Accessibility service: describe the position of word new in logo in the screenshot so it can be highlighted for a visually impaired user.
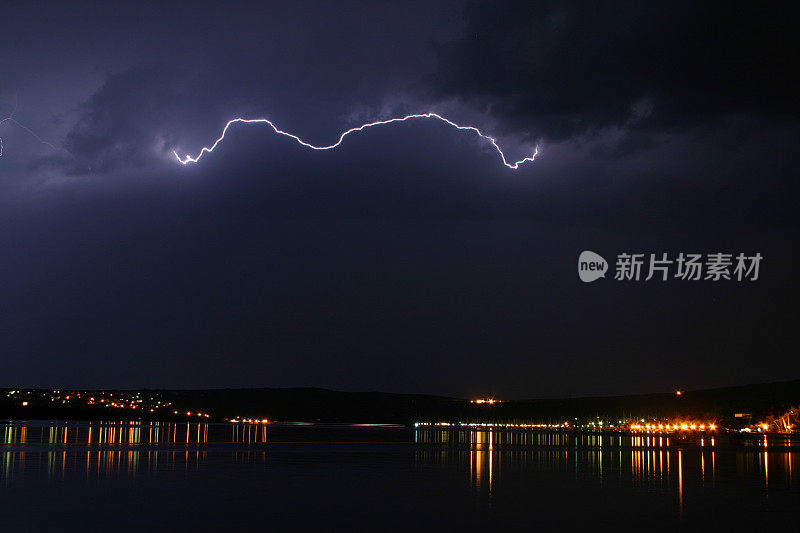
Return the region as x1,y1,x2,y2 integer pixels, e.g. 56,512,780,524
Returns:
578,251,608,283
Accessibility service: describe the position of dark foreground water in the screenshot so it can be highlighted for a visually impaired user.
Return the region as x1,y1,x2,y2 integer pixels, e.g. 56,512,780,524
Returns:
1,422,798,531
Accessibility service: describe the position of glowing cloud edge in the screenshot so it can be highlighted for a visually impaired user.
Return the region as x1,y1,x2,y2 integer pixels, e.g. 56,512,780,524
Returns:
172,113,538,169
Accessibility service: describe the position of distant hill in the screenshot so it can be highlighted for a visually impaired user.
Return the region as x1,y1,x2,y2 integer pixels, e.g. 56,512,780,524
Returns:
2,379,798,425
486,379,800,424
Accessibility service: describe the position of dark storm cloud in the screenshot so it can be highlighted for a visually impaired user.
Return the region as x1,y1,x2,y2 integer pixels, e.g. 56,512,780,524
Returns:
3,138,795,397
1,1,797,398
434,0,798,140
62,66,183,174
6,1,464,180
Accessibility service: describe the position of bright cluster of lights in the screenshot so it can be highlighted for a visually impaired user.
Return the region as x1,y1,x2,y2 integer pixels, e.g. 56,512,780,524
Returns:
414,420,721,432
226,418,270,424
740,423,784,433
471,398,500,404
8,389,179,413
173,410,211,418
172,113,539,169
416,422,569,429
629,423,716,432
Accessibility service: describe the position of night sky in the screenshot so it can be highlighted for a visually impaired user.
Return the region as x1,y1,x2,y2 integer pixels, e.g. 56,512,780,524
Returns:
0,1,796,398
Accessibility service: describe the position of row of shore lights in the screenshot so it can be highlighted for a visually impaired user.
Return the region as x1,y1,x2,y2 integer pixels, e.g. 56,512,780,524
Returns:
630,423,716,431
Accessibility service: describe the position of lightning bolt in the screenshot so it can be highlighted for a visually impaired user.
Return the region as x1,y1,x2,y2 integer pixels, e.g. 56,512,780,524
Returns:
173,113,538,169
0,96,59,158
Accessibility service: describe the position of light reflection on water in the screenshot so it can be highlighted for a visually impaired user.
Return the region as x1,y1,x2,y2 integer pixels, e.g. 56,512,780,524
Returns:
412,428,797,496
1,422,798,529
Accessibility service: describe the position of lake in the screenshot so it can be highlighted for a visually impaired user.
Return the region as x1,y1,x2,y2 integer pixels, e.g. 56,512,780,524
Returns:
1,421,798,531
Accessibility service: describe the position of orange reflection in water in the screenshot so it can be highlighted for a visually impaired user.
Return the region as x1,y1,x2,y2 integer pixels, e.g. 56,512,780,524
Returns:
412,428,800,510
468,430,496,491
678,450,683,515
0,421,219,448
2,421,799,510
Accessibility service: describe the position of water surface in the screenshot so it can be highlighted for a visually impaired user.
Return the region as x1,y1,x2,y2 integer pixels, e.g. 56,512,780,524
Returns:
1,421,797,531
